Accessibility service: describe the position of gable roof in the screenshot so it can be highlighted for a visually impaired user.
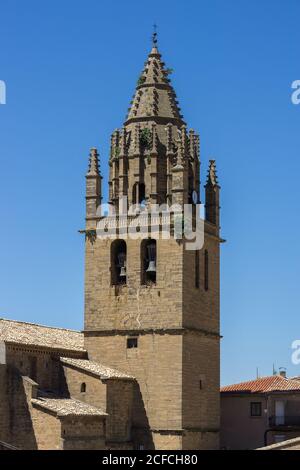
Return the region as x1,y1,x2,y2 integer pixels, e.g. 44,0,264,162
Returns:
60,357,134,380
0,318,85,353
221,375,300,394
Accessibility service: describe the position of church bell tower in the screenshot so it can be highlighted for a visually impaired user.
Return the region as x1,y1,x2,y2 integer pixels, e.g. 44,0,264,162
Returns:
83,32,221,450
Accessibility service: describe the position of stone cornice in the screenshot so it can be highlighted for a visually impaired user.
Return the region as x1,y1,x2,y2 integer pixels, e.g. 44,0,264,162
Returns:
83,327,220,339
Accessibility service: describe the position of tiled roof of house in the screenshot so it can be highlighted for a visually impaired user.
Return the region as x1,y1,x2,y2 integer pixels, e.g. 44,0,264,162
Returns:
0,318,85,353
60,357,134,380
257,436,300,450
221,375,300,394
31,397,106,417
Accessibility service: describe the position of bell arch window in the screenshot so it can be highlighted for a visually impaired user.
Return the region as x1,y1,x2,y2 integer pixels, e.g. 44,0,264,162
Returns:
141,239,157,285
111,239,127,285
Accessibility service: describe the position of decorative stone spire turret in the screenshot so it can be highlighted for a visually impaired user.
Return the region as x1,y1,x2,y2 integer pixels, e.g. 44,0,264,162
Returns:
206,160,219,187
86,147,100,176
107,35,201,207
205,160,220,228
125,39,185,126
86,148,102,222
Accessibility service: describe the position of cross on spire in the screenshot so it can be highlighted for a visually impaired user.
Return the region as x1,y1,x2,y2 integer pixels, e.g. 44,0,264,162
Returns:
152,23,158,48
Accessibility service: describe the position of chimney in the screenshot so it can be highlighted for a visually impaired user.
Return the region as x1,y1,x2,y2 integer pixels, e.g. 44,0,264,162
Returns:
279,368,287,378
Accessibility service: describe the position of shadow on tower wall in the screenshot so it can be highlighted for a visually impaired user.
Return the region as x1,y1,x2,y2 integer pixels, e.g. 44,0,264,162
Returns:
131,381,154,450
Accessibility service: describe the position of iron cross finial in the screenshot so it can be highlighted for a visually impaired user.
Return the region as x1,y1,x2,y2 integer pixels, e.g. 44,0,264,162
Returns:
152,23,158,47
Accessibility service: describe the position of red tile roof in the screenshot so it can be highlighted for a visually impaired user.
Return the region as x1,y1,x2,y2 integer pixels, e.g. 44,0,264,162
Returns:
221,375,300,394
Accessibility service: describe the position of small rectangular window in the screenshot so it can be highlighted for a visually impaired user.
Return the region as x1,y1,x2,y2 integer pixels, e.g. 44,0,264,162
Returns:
127,337,138,349
250,402,262,417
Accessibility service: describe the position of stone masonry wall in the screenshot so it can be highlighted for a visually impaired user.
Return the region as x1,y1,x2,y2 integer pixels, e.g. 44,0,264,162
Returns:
106,379,133,442
0,365,8,443
61,364,107,409
85,333,183,449
61,416,106,450
84,237,184,331
5,345,85,392
182,228,220,333
61,364,134,443
84,223,220,449
30,406,61,450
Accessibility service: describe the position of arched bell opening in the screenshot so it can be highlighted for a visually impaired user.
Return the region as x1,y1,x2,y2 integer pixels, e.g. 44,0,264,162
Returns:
111,239,127,286
141,239,157,285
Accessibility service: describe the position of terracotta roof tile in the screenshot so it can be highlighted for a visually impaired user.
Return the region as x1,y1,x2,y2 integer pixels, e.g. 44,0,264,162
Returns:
221,375,300,394
0,318,85,353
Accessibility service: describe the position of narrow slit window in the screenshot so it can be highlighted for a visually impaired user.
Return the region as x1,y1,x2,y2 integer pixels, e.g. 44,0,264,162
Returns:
204,250,209,291
81,382,86,393
195,250,200,288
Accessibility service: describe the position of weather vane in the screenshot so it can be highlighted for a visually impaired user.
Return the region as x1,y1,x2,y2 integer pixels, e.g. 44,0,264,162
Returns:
152,23,158,47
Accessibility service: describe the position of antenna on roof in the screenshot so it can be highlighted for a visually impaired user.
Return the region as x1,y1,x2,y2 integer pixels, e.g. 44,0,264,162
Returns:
256,367,259,379
273,364,277,376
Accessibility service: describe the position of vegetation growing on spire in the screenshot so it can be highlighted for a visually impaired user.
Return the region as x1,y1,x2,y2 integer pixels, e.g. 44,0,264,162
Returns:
114,147,120,158
140,128,152,149
137,75,146,86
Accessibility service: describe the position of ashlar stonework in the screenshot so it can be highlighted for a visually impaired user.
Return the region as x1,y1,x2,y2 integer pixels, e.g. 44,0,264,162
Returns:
0,36,222,450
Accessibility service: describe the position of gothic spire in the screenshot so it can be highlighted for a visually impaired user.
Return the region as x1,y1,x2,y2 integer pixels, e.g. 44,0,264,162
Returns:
205,160,220,228
125,37,185,126
86,147,100,176
85,147,102,222
205,160,219,188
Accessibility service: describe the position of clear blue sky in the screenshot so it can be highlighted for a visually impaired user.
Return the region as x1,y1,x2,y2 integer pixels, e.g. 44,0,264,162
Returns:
1,0,300,386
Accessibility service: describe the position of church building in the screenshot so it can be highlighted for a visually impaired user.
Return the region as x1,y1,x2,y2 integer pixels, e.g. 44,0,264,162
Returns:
0,35,222,450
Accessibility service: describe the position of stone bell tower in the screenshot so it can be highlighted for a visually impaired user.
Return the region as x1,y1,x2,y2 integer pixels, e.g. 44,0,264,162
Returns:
83,32,221,450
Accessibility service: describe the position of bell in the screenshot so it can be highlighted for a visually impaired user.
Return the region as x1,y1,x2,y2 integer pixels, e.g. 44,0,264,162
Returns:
146,260,156,273
118,252,126,266
117,251,126,280
120,266,127,278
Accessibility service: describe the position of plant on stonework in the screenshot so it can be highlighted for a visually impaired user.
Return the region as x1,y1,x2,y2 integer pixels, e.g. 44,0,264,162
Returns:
140,128,152,149
85,229,97,244
137,75,146,86
114,147,120,158
165,68,173,75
